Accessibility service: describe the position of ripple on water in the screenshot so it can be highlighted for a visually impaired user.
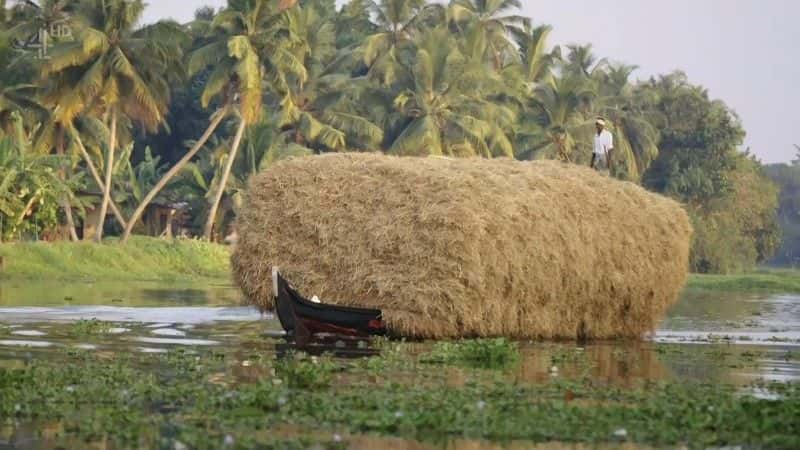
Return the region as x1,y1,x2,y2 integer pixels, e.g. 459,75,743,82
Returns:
133,337,219,346
74,344,98,350
653,331,800,346
0,340,54,348
151,328,186,337
0,307,264,324
138,347,168,354
11,330,47,337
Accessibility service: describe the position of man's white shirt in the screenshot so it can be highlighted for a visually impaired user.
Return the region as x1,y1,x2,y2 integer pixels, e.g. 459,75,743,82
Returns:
593,129,613,155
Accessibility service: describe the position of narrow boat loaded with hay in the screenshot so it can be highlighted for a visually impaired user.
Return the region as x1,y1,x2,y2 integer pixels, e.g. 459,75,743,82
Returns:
232,153,692,340
272,267,386,341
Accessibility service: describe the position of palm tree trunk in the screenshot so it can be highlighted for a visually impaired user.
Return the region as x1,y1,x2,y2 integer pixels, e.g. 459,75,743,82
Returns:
63,202,78,241
491,44,502,71
74,134,128,228
56,130,79,241
203,117,246,241
16,195,40,226
95,109,117,243
121,107,229,244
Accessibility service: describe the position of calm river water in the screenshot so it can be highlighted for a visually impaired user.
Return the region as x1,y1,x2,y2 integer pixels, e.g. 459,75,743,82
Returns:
1,281,797,386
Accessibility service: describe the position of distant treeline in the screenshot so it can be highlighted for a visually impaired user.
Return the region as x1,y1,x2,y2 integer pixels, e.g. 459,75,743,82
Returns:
0,0,789,273
765,149,800,267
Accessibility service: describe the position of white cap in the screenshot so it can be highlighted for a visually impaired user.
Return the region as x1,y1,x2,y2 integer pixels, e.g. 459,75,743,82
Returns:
595,118,606,126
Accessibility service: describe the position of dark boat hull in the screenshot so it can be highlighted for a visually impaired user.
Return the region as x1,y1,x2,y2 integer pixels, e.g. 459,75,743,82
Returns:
272,268,386,341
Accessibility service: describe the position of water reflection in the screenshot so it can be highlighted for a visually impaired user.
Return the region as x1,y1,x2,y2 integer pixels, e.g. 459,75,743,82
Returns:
6,320,794,388
514,343,669,387
663,290,800,335
0,306,262,323
0,280,244,307
0,284,799,387
275,341,381,359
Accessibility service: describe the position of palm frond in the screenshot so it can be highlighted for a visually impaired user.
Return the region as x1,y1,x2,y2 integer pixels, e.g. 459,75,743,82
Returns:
298,112,345,150
259,142,313,171
188,41,228,76
389,115,442,156
200,63,233,108
362,32,390,66
321,111,384,145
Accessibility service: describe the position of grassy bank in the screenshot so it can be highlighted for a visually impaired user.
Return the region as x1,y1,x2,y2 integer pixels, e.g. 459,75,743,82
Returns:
686,268,800,293
0,236,231,282
2,237,798,293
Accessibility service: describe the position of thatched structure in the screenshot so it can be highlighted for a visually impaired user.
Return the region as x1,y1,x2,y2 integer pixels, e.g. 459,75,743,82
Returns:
232,153,692,340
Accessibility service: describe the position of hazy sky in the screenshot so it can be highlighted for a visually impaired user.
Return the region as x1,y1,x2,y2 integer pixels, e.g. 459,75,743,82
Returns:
142,0,800,163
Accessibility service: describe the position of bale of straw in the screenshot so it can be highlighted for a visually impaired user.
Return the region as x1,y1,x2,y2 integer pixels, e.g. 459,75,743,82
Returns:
231,153,692,339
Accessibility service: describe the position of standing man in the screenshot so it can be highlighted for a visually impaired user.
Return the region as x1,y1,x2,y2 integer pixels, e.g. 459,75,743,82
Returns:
591,118,614,171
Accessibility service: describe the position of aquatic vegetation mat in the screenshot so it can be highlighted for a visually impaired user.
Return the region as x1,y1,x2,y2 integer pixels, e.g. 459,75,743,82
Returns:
420,338,520,369
232,153,692,339
69,319,113,336
1,344,798,450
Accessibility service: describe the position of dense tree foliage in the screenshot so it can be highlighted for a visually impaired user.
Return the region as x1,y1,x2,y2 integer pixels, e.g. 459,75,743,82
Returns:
765,148,800,266
638,73,781,273
0,0,784,273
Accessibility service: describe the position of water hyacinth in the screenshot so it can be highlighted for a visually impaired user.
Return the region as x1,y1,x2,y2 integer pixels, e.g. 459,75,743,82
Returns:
421,338,520,369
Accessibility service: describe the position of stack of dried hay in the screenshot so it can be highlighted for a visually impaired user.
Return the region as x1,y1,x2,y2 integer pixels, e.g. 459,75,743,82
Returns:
231,153,692,339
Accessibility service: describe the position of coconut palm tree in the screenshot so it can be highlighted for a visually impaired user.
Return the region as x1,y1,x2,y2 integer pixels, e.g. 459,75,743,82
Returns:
448,0,529,69
120,0,303,243
118,6,233,243
36,110,149,238
42,0,182,242
515,75,595,162
198,0,305,241
593,63,660,180
189,119,307,237
167,135,228,234
387,27,514,157
0,83,46,138
276,4,383,153
67,116,129,227
511,23,557,87
361,0,442,85
562,43,607,78
334,0,376,49
168,120,307,239
519,61,659,178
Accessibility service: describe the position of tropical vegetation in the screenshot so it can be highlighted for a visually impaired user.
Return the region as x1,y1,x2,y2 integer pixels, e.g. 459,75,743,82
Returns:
0,0,789,273
765,147,800,267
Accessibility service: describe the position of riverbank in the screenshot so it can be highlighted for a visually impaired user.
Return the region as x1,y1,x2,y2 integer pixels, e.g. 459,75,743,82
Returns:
687,268,800,293
2,238,798,294
0,237,230,282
